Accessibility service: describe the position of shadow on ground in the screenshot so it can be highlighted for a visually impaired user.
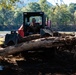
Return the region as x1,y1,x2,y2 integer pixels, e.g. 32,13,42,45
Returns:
0,47,76,75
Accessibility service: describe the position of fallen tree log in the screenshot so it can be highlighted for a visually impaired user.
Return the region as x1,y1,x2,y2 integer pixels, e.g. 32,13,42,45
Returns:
0,37,64,56
0,36,76,56
18,34,41,43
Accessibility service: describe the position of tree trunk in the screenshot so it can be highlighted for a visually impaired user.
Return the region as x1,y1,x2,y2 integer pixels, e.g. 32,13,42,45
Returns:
0,34,76,56
0,37,65,56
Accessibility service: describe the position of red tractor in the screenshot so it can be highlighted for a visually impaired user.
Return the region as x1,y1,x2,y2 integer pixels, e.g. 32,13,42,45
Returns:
4,12,58,46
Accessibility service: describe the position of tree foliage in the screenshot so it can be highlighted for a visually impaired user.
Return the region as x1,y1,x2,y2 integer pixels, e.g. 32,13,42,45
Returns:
68,3,76,13
38,0,50,17
0,0,20,10
0,0,76,31
26,2,41,12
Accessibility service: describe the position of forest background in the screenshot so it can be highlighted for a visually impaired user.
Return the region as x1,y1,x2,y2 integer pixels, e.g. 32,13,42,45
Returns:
0,0,76,31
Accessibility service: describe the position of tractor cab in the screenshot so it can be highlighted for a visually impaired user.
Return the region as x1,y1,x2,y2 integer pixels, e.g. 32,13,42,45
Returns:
23,12,46,36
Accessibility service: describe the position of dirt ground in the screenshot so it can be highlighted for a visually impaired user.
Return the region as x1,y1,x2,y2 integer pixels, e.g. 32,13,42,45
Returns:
0,48,76,75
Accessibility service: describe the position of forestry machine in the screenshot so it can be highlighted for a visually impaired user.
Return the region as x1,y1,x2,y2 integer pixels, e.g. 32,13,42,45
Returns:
4,12,59,46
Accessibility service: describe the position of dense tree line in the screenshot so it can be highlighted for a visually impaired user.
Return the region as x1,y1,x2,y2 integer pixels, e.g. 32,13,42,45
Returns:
0,0,76,31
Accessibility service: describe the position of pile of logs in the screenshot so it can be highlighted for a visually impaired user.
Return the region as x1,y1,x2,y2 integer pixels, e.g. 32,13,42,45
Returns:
0,32,76,75
0,33,76,57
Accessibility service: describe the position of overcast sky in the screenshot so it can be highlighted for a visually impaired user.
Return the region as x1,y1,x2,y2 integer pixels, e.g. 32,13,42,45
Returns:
47,0,76,5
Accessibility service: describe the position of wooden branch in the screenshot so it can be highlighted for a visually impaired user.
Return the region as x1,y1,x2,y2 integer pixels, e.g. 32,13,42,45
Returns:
18,34,41,43
0,36,76,56
0,37,64,56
